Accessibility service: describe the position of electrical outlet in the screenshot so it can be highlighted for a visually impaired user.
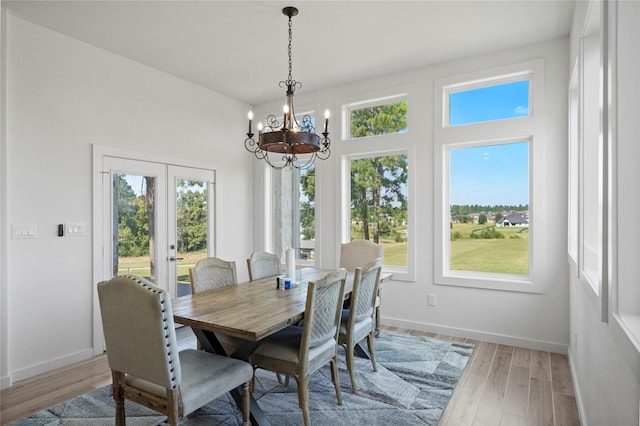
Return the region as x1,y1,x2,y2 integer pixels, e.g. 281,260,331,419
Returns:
428,294,437,306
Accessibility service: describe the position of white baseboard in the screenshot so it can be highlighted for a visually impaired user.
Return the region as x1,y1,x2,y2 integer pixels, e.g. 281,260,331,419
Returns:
567,349,587,426
1,375,11,389
382,316,568,354
7,348,94,384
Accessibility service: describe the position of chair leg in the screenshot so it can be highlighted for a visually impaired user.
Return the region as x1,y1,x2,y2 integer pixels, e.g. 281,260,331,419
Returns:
250,368,257,393
297,375,311,426
277,373,291,386
241,381,251,426
167,389,181,426
112,371,126,426
375,305,381,337
345,344,358,394
366,333,378,372
330,357,343,406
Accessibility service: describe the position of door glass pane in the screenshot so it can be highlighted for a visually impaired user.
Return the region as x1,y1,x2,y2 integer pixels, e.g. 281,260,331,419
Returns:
113,174,156,281
175,179,208,296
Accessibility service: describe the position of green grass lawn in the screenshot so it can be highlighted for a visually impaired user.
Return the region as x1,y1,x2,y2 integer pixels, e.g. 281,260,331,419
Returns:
116,223,524,280
450,223,529,274
117,251,206,283
117,262,192,282
378,240,408,267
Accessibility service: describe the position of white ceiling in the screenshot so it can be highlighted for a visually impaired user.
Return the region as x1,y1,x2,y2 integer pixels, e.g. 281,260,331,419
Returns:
2,0,575,105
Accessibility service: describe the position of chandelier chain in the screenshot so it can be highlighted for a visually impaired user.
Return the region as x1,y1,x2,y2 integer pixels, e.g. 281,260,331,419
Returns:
287,15,293,83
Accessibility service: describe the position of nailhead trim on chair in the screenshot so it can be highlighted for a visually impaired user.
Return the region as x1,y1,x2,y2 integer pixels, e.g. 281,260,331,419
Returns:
118,275,179,388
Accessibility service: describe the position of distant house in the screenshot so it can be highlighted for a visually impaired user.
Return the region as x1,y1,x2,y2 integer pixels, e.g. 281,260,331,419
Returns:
499,213,529,227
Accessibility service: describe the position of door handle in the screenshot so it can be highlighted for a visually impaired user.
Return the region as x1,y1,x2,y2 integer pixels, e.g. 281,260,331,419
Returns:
169,256,184,262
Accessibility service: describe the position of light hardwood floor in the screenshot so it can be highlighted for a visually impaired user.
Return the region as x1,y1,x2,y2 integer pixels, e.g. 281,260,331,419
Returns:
0,326,580,425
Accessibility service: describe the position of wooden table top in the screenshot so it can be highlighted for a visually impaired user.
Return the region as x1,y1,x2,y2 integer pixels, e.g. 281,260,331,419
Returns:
172,268,346,342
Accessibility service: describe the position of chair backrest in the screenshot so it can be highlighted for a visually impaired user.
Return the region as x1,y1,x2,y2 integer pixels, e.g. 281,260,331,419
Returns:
97,274,181,390
339,240,384,272
247,251,281,281
301,269,347,353
349,258,383,324
189,257,237,293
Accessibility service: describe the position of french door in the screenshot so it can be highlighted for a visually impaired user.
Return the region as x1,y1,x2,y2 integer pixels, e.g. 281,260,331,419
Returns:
93,148,215,353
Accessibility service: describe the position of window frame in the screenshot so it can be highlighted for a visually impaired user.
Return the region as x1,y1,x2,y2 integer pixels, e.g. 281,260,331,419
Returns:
434,59,544,293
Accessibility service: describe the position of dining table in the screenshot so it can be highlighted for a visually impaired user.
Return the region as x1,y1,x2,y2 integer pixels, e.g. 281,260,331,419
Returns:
172,267,392,425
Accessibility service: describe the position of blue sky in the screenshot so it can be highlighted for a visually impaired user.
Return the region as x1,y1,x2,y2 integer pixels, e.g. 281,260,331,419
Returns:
449,80,530,207
450,142,529,206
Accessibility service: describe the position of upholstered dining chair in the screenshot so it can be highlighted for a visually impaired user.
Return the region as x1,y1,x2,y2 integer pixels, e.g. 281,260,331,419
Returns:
189,257,237,294
338,258,383,394
339,239,384,335
246,250,281,281
249,269,348,426
189,257,238,353
97,274,252,426
339,239,384,272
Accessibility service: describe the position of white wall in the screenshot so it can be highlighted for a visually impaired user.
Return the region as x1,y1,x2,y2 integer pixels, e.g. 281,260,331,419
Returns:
1,7,8,390
1,14,253,385
567,1,640,425
255,37,570,353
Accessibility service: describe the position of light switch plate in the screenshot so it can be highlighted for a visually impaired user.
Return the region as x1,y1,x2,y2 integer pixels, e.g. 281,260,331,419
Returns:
12,224,37,239
65,222,86,237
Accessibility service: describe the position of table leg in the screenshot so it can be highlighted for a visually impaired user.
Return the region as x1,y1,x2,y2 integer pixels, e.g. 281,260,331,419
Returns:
230,385,271,426
192,329,227,354
354,341,370,359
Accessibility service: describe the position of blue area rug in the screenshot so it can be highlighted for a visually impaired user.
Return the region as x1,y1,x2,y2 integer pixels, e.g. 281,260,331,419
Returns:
9,331,474,425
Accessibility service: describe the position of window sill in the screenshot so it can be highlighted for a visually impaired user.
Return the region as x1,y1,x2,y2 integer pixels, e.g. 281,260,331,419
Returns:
382,266,414,282
436,271,543,294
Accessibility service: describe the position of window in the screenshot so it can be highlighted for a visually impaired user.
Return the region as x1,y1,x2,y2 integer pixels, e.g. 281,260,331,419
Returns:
612,0,640,351
341,92,413,280
346,96,407,139
349,154,408,268
578,0,606,307
448,80,530,126
435,60,543,293
568,64,579,267
449,141,529,276
297,166,315,263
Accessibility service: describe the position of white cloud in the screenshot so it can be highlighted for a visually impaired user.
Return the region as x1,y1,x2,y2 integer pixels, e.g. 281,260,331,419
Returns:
514,105,529,115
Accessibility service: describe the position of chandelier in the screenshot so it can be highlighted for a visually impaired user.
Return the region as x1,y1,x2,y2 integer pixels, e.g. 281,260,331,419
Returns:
244,6,331,170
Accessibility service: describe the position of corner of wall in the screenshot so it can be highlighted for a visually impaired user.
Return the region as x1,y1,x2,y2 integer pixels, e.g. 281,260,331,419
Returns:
567,348,588,426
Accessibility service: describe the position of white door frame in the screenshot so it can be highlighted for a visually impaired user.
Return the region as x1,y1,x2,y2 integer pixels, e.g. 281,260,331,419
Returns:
92,145,217,355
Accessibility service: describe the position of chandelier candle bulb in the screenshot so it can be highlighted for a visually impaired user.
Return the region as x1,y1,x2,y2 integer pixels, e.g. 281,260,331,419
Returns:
248,111,253,134
283,105,289,129
324,109,330,134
